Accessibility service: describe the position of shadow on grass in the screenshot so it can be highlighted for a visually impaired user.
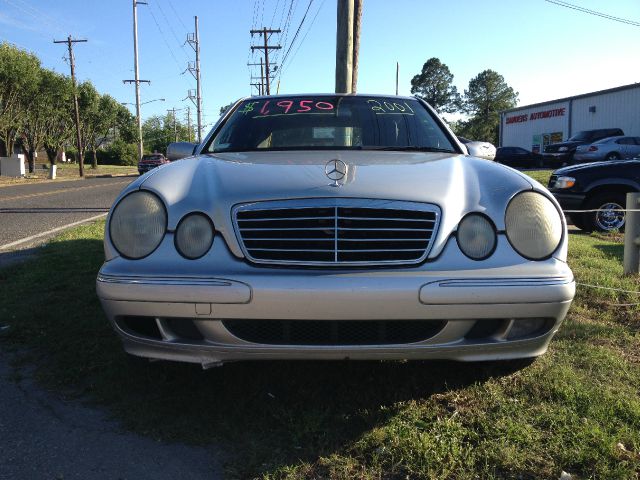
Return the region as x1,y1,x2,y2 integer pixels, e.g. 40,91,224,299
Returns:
0,237,528,478
594,243,624,263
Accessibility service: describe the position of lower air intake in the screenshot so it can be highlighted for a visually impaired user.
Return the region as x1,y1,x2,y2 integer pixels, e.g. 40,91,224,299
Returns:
222,319,447,346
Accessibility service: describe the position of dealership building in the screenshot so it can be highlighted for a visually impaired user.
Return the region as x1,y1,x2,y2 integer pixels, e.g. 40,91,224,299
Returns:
499,83,640,152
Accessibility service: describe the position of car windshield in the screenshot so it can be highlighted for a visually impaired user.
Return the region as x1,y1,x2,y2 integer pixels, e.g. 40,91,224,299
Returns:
206,96,456,153
142,155,163,160
568,131,595,142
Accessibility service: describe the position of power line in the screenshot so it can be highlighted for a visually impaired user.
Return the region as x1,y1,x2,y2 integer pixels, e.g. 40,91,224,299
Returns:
1,0,66,37
277,0,325,78
166,0,188,32
276,0,297,65
154,0,191,59
544,0,640,27
278,0,314,72
147,7,183,69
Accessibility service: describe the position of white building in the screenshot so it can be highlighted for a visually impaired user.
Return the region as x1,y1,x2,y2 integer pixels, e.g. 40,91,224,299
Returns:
499,83,640,152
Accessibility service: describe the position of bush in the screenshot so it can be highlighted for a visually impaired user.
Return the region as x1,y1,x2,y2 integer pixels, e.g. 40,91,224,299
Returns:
97,141,138,166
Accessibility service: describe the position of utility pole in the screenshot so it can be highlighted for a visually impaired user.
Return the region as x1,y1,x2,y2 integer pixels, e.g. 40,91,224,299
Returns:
250,28,281,95
351,0,362,93
123,0,150,162
53,36,87,177
248,61,277,95
186,16,203,143
335,0,354,93
186,107,192,143
396,62,399,95
260,57,265,95
167,108,178,142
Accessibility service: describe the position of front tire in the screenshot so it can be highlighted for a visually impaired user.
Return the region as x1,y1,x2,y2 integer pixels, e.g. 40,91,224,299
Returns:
585,192,627,232
605,152,621,161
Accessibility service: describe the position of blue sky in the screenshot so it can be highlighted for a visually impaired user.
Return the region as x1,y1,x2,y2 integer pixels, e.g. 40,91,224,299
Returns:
1,0,639,127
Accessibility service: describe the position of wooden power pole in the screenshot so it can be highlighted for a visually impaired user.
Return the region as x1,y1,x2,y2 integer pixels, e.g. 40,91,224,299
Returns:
250,28,281,95
351,0,362,93
53,36,87,177
335,0,354,93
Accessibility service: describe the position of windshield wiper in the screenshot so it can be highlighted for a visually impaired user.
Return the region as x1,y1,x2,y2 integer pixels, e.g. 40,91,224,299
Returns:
359,146,456,153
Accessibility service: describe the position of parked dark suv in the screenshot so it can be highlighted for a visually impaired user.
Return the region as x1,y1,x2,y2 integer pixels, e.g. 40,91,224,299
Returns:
543,128,624,166
547,159,640,232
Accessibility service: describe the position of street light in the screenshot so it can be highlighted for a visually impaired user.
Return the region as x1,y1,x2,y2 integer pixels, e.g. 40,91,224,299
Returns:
121,98,165,106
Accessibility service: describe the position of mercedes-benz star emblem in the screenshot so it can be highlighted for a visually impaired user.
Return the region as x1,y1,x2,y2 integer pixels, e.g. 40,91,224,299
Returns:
325,159,348,186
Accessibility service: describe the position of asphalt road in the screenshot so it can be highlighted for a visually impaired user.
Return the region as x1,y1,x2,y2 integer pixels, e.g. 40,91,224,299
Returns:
0,177,133,250
0,177,224,478
0,350,222,480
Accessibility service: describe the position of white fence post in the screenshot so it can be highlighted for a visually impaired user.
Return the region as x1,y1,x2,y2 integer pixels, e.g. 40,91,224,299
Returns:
623,192,640,275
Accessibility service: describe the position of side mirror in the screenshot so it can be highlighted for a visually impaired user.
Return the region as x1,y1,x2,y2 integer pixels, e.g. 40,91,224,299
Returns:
166,142,198,161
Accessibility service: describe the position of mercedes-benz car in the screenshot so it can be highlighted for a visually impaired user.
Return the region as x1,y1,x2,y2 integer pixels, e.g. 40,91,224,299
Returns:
96,94,575,368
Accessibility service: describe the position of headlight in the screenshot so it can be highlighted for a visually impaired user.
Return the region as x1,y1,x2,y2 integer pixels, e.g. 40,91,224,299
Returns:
558,146,568,152
505,192,562,260
109,191,167,259
554,176,575,189
175,213,214,259
456,213,497,260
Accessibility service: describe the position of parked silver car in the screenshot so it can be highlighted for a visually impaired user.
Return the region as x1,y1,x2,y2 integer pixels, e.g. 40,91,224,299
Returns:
457,136,496,160
97,94,574,367
574,136,640,163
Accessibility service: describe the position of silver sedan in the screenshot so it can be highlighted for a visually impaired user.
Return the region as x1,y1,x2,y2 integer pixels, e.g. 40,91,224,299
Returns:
97,94,574,368
457,136,497,160
574,136,640,162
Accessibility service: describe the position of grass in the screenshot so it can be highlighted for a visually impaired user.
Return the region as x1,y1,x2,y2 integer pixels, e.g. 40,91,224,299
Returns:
1,221,639,479
522,169,553,187
0,163,137,186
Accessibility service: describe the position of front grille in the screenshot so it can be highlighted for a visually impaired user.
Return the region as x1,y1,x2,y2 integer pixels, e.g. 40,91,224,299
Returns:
222,320,447,345
233,199,440,266
548,175,558,189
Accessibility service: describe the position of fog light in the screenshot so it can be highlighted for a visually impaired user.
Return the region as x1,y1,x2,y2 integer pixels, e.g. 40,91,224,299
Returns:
507,318,547,339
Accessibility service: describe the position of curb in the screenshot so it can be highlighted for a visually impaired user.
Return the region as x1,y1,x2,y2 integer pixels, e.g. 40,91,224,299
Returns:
84,173,138,179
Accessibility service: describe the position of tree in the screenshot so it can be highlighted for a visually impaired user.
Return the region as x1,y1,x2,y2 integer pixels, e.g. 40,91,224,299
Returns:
41,72,74,165
219,101,235,116
0,42,40,157
461,69,518,144
410,58,461,113
84,93,120,168
21,69,74,170
114,104,137,144
142,113,191,154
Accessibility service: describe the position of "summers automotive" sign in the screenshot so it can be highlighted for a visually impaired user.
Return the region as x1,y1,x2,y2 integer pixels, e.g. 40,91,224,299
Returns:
505,107,566,125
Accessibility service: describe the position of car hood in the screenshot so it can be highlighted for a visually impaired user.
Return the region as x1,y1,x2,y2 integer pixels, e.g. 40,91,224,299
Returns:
109,150,537,260
546,141,583,151
553,159,640,175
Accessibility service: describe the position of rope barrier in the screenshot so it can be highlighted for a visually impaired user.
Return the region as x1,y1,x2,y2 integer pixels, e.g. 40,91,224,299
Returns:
576,282,640,295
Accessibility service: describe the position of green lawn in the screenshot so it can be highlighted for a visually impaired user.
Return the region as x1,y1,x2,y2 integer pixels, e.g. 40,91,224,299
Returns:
0,164,137,186
1,221,639,479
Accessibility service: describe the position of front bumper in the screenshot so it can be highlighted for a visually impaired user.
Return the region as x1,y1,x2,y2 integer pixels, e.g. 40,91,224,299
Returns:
97,237,575,366
550,192,586,211
543,152,572,166
138,164,160,174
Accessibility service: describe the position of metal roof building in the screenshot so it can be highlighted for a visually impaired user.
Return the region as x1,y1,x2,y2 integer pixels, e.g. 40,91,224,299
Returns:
499,83,640,153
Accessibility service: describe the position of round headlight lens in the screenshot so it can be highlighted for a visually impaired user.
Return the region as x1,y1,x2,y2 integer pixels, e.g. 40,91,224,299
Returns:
110,191,167,259
457,213,497,260
505,191,562,260
175,213,214,259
